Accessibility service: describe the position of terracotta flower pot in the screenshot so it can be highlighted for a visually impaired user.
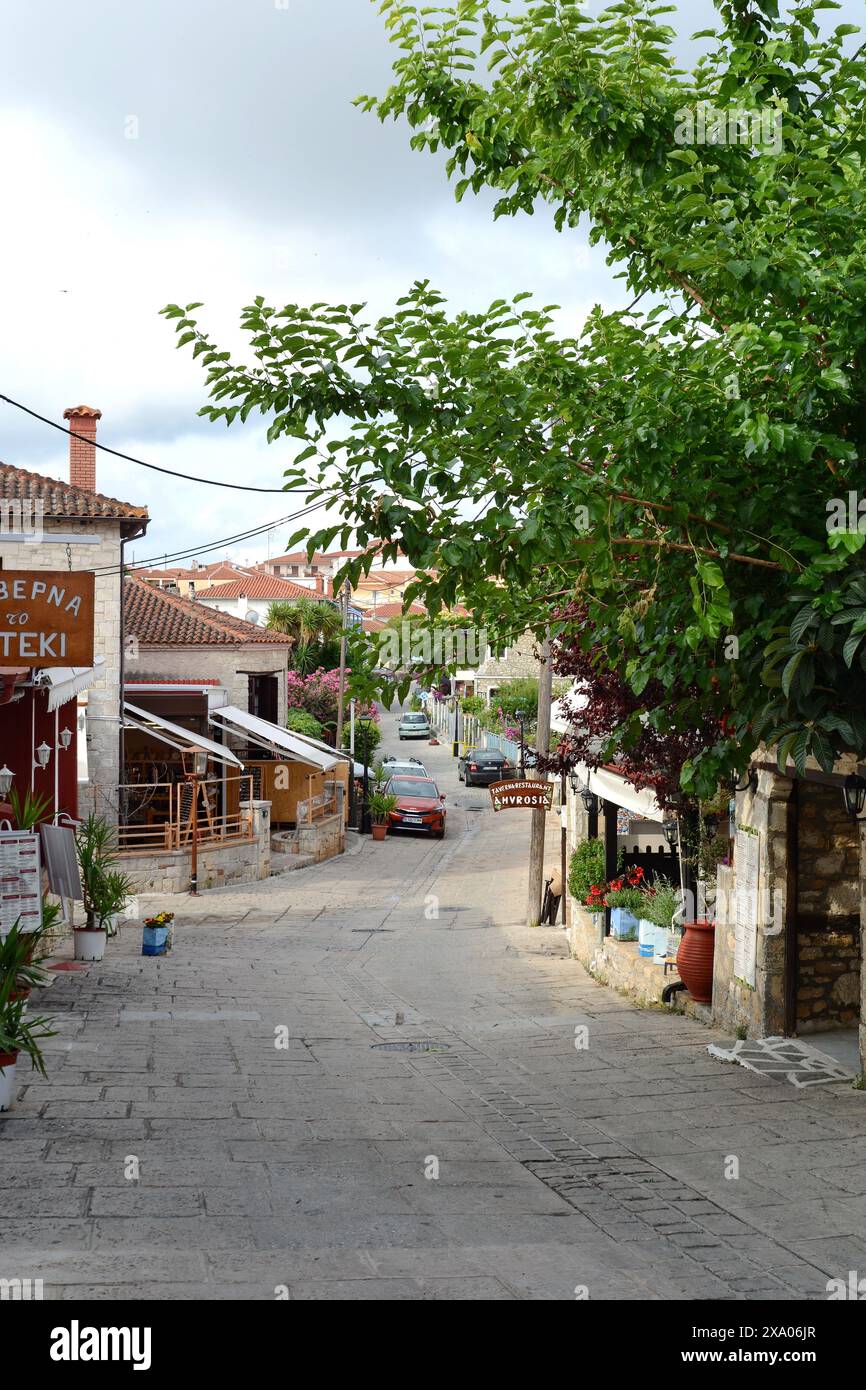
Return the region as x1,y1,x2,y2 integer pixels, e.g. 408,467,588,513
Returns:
676,919,716,1004
371,823,388,841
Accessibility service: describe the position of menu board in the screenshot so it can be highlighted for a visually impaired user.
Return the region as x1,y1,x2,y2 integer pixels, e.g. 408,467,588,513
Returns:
0,831,43,935
734,827,759,987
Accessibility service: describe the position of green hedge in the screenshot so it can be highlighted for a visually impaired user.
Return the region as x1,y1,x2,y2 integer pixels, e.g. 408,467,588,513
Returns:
568,840,606,906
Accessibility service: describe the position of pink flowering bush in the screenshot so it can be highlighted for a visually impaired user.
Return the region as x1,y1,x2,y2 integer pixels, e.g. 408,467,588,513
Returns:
285,668,378,740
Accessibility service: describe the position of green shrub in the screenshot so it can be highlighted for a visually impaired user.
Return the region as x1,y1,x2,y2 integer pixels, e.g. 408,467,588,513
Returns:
642,877,681,929
285,708,324,740
605,886,646,913
568,840,606,907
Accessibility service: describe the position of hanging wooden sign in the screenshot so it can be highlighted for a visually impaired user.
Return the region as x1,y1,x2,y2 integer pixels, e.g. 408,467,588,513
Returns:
0,571,95,667
489,778,555,812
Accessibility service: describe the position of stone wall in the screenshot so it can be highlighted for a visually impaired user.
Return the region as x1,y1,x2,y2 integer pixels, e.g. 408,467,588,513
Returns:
796,783,860,1030
0,519,125,822
566,900,678,1006
711,770,790,1039
119,800,271,894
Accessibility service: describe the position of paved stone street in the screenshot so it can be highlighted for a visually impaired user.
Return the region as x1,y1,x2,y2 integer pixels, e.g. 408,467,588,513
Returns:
4,716,866,1301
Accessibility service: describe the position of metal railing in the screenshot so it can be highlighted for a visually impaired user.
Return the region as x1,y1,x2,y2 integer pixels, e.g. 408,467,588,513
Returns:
117,775,255,853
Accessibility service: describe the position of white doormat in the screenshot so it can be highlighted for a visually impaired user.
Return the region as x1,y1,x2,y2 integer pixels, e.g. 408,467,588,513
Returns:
708,1036,855,1088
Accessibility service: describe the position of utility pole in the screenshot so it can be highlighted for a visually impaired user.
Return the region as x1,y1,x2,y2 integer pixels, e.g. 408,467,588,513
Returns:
526,633,552,926
334,585,350,751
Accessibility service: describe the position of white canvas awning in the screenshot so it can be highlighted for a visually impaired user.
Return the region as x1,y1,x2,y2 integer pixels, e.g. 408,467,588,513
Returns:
208,705,339,772
551,682,589,735
573,761,663,822
38,657,105,712
123,701,243,768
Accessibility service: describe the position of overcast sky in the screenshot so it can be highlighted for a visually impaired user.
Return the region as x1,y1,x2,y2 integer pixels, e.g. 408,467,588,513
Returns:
0,0,859,567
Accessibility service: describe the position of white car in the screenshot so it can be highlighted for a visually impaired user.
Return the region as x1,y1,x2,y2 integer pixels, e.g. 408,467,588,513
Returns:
397,712,432,740
382,756,429,778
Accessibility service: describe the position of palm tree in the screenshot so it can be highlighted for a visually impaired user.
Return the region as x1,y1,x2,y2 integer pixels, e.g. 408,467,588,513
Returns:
267,597,343,672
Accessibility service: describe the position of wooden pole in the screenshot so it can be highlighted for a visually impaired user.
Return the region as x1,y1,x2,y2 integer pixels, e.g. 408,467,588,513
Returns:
560,770,568,927
189,775,199,895
335,585,349,751
526,633,553,926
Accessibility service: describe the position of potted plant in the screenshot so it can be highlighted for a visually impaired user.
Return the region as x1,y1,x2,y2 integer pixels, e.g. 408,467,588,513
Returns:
142,911,174,957
568,839,607,909
606,868,646,940
642,878,681,963
0,919,50,1004
0,974,56,1112
74,815,136,961
367,790,398,841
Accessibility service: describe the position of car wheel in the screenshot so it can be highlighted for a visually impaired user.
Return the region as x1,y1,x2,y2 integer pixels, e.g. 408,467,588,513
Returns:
435,828,445,840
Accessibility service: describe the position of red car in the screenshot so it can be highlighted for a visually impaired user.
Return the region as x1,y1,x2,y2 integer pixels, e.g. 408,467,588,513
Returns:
385,775,446,839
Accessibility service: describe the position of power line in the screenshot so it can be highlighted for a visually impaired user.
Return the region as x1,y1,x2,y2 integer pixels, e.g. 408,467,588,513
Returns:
0,391,311,495
97,500,329,578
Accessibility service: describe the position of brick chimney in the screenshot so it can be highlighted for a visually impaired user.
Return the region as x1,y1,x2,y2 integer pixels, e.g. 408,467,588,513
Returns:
63,405,102,492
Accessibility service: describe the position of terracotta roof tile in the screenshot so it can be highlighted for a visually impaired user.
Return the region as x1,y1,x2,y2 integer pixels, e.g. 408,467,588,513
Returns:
198,575,333,602
0,461,148,534
124,574,295,647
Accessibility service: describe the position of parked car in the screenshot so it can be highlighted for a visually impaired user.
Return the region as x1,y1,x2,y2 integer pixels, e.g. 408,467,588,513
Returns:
458,747,515,787
384,776,446,838
397,711,432,740
382,756,429,778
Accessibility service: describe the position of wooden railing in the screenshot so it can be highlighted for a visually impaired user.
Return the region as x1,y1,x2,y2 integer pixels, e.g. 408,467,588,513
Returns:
117,775,255,853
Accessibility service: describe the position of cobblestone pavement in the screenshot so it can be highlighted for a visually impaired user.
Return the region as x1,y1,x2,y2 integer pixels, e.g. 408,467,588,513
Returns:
4,719,866,1301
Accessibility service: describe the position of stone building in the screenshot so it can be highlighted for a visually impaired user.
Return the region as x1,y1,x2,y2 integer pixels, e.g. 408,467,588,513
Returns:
0,407,149,821
714,757,863,1063
460,631,539,704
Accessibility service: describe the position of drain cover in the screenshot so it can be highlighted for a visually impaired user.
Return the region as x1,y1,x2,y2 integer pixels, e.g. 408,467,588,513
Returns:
371,1041,451,1053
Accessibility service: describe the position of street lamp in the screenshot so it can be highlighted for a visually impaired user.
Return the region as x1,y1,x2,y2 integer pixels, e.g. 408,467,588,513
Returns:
0,765,14,798
360,716,373,834
35,742,51,770
843,773,866,820
515,708,526,779
59,726,73,750
662,816,679,849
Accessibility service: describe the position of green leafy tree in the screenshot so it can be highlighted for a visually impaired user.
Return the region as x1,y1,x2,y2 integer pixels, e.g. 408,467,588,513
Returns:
163,0,866,795
267,596,343,674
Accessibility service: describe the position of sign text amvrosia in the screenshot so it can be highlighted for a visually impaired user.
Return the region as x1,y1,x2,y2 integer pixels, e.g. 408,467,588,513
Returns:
0,571,95,666
489,778,555,812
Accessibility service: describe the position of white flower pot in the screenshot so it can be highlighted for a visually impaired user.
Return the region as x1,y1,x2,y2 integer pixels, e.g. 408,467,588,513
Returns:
73,928,107,962
0,1053,18,1111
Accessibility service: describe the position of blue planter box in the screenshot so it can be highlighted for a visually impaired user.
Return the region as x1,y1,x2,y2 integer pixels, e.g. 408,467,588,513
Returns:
142,924,168,956
610,908,639,941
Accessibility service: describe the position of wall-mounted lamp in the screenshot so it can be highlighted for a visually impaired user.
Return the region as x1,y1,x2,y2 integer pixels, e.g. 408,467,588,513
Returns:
843,773,866,820
662,816,679,849
0,765,14,797
733,767,758,795
34,742,51,770
59,727,73,750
